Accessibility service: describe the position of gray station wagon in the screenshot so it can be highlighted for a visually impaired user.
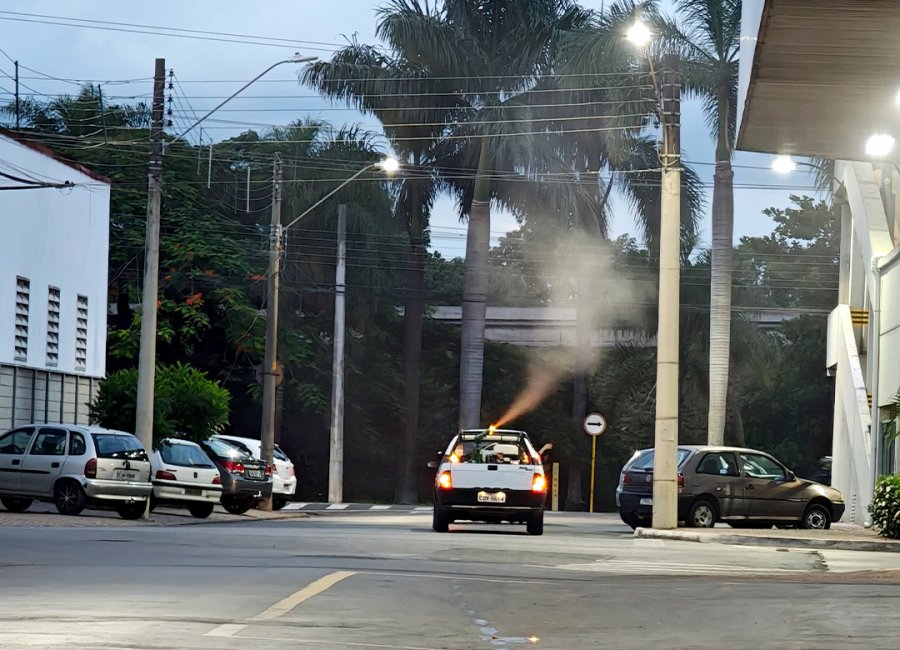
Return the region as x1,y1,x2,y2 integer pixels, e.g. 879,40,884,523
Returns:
0,424,153,519
617,445,845,530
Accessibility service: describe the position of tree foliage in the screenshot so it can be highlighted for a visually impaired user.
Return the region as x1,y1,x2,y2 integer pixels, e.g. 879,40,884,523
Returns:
89,363,230,446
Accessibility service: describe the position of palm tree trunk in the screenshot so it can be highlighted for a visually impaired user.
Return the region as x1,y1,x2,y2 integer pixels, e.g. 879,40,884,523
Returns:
707,160,734,444
396,180,425,504
458,142,492,429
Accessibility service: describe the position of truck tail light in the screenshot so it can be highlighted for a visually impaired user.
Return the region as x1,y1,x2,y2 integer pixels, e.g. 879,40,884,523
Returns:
532,474,548,493
436,471,452,490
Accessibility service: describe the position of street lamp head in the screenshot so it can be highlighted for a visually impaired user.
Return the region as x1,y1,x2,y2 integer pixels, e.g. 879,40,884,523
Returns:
287,53,318,64
377,157,400,174
866,133,895,158
626,21,653,47
772,155,797,174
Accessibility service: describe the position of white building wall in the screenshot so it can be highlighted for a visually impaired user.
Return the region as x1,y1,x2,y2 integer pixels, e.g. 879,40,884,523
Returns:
0,132,110,379
737,0,765,131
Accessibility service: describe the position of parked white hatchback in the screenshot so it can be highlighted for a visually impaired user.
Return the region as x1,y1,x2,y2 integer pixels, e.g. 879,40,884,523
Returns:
214,435,297,510
0,424,152,518
150,438,222,518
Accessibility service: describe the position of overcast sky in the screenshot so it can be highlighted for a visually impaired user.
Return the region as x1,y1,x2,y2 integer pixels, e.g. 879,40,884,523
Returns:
0,0,820,257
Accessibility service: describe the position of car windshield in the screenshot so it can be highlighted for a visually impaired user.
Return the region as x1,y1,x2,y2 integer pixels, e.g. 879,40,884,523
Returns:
448,436,538,465
92,434,148,461
160,441,215,468
630,449,691,471
205,438,252,460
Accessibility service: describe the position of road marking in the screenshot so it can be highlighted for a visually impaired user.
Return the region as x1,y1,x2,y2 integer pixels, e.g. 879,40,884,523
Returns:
204,623,248,637
283,502,309,510
204,570,355,637
252,570,355,621
362,570,549,584
326,503,350,510
235,635,445,650
412,506,432,512
369,505,391,510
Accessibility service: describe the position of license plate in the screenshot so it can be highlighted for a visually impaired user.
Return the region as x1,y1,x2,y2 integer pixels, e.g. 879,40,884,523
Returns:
640,497,653,506
115,470,137,481
246,469,263,480
185,487,202,496
477,491,506,504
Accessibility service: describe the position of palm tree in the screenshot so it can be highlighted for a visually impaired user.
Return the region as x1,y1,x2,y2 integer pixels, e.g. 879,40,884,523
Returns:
658,0,741,445
302,37,462,503
368,0,596,429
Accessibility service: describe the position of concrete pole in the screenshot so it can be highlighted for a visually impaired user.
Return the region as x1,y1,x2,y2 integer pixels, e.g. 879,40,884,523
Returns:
328,204,348,503
838,200,851,305
652,54,681,530
259,154,283,511
134,58,167,511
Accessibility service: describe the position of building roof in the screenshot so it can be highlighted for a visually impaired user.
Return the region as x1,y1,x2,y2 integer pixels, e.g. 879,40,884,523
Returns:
0,127,112,185
738,0,900,160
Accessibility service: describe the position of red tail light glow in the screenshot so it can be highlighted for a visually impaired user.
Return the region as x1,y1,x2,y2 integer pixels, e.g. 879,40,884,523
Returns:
290,466,295,477
84,458,97,479
532,474,548,493
221,460,245,474
436,471,452,490
212,474,222,485
265,463,274,476
155,469,177,481
622,473,632,486
677,473,685,494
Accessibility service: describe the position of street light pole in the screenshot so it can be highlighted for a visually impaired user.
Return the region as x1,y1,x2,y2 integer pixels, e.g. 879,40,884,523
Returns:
651,54,682,530
265,158,399,503
134,55,314,494
259,154,283,511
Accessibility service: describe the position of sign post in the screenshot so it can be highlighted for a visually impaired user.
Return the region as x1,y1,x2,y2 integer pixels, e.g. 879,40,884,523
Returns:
583,412,607,513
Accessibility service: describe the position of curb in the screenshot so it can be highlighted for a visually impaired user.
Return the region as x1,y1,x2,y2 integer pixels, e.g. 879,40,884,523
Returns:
634,527,900,553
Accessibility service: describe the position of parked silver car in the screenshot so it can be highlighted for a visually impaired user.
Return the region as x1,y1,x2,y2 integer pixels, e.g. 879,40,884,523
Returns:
0,424,152,519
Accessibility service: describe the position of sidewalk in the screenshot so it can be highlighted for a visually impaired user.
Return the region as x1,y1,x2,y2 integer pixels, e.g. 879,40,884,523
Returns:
635,522,900,553
0,501,309,527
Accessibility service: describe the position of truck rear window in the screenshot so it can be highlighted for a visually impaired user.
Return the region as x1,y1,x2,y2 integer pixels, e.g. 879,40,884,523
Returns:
450,437,538,465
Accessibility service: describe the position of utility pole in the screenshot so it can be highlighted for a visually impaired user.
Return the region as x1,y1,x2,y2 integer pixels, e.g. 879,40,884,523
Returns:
14,60,19,129
652,54,681,530
259,154,283,511
134,58,166,519
328,204,348,503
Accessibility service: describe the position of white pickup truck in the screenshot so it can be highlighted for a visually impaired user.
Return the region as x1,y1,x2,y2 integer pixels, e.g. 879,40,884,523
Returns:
431,428,547,535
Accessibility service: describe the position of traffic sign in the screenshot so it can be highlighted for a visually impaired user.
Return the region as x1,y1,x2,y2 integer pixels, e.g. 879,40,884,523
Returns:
583,412,607,437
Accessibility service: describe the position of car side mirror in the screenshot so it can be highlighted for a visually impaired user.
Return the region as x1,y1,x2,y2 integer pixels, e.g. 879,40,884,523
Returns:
785,471,796,482
427,460,438,469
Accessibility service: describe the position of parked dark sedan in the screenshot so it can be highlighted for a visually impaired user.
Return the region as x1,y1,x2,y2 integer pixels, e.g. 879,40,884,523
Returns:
198,437,272,514
617,445,845,530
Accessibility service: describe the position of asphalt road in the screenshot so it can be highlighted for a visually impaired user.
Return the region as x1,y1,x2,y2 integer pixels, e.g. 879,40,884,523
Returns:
1,512,899,650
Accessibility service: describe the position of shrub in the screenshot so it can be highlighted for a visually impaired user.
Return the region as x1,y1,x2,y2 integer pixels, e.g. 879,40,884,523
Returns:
869,474,900,539
89,362,230,447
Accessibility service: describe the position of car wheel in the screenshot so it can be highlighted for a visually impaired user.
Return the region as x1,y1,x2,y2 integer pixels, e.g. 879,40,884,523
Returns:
1,496,33,513
620,510,641,530
188,502,215,519
222,496,252,515
272,497,288,511
54,480,86,516
115,501,147,520
801,503,831,530
432,506,450,532
686,498,717,528
526,510,544,536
